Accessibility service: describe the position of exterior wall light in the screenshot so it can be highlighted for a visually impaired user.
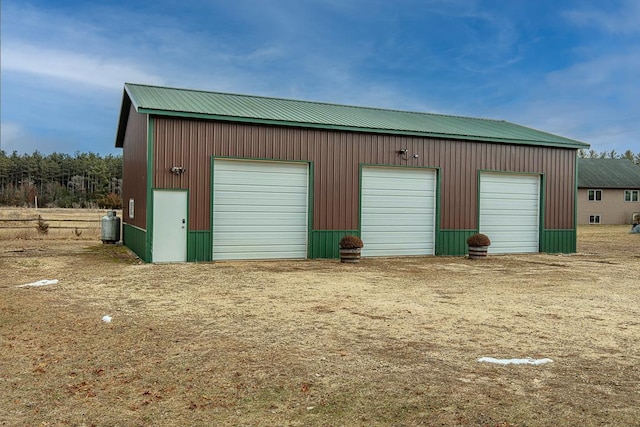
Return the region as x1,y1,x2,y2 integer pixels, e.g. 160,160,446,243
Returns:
170,166,186,175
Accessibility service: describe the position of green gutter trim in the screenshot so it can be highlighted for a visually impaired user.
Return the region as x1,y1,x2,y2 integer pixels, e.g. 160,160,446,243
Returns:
139,108,589,150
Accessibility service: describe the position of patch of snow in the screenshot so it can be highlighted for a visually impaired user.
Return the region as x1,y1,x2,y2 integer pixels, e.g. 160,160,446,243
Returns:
17,279,58,288
102,315,112,323
477,357,553,365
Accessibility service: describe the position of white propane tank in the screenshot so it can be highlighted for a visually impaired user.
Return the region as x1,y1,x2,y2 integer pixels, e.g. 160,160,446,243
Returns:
101,210,121,244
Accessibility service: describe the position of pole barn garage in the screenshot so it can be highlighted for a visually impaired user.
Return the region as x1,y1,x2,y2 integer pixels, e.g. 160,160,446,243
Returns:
114,83,589,262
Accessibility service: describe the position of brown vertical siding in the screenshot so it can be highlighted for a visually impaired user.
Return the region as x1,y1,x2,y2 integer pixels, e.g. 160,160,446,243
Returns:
152,117,577,231
122,106,147,229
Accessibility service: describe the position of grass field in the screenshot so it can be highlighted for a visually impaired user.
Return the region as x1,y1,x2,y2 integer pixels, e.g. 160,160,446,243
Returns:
1,209,639,426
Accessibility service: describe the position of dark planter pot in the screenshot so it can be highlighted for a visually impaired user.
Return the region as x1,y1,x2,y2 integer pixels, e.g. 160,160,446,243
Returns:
468,245,489,259
340,247,361,263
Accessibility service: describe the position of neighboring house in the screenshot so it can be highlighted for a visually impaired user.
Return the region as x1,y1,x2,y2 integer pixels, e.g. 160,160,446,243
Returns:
577,158,640,225
115,83,589,262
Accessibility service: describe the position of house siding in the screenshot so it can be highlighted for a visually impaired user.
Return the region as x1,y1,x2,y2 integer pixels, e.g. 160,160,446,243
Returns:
151,117,577,243
577,188,640,224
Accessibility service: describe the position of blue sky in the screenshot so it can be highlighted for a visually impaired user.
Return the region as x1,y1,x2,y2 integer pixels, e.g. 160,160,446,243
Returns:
1,0,639,156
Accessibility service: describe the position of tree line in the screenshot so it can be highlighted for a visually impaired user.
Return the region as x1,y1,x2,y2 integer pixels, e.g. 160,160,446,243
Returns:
578,149,640,164
0,151,122,208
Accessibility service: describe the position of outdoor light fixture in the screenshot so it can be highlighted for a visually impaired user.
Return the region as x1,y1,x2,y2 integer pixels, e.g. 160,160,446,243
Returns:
170,166,186,175
397,148,408,155
412,154,419,159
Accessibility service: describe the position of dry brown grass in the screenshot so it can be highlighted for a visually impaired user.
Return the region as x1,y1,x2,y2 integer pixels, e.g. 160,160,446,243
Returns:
1,219,639,426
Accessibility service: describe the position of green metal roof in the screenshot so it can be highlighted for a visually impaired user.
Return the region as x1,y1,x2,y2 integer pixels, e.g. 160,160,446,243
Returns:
578,158,640,188
116,83,589,149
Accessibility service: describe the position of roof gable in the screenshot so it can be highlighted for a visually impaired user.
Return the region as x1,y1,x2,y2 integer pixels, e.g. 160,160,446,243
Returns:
116,83,589,149
578,158,640,188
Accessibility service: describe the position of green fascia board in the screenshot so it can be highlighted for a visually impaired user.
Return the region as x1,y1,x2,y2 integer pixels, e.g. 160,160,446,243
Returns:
188,231,212,262
116,83,590,150
577,158,640,188
310,230,360,259
540,229,576,253
122,223,148,262
436,230,477,255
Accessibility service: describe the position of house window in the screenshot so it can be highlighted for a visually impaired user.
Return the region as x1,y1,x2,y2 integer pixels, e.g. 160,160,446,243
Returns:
588,189,602,201
129,198,135,219
589,215,601,224
624,190,639,202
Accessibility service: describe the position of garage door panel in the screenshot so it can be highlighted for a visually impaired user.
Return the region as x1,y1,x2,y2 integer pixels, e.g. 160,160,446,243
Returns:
479,215,538,225
216,162,307,174
479,173,540,254
213,160,308,260
361,167,436,257
365,245,432,257
361,215,434,227
215,186,306,193
361,203,434,211
214,206,307,215
215,193,306,206
482,194,538,204
214,233,307,244
365,229,428,246
361,193,434,202
213,246,306,261
362,186,434,194
214,223,307,232
485,229,538,239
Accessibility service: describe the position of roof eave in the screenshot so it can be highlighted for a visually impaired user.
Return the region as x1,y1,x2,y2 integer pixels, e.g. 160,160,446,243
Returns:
114,90,133,148
138,108,590,150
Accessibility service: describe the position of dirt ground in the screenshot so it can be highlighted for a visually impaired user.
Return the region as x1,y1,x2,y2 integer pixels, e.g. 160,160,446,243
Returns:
1,223,639,426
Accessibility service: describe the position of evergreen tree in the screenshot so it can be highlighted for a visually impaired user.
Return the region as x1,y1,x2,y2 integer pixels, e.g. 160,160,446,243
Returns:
0,150,123,207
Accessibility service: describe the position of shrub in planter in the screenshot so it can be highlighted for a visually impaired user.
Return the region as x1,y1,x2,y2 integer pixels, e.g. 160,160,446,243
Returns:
339,235,364,249
466,233,490,259
466,233,490,247
339,235,363,263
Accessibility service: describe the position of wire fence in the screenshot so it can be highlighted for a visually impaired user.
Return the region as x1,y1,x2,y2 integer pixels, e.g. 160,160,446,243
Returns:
0,217,101,230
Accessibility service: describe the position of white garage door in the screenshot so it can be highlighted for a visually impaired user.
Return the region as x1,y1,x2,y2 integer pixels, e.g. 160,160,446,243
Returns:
479,173,540,254
213,159,308,260
361,167,436,256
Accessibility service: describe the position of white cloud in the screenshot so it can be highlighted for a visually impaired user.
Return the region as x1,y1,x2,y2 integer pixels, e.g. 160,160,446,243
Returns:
0,122,46,154
0,122,23,147
563,0,640,34
545,52,640,97
1,42,165,90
